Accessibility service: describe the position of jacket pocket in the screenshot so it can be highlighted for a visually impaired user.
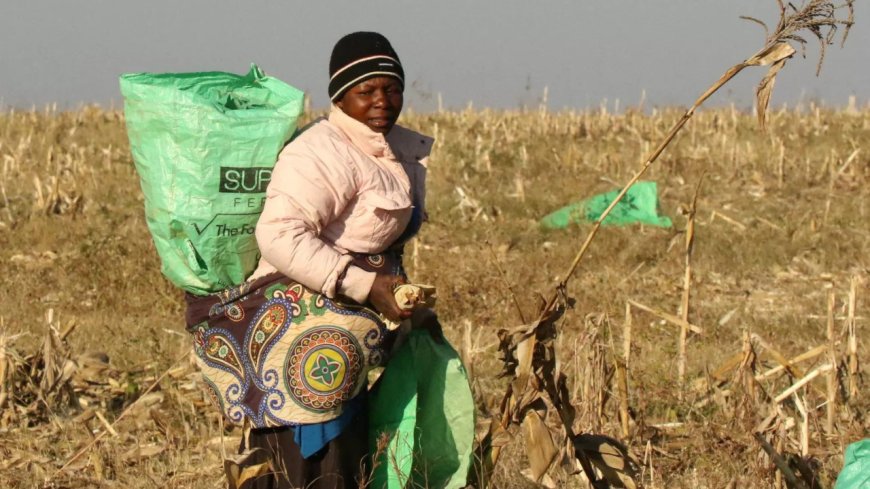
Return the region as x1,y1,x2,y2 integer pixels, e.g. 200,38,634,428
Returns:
361,192,412,246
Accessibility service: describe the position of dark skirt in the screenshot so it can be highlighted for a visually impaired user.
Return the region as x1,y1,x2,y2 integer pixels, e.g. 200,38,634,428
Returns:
238,407,370,489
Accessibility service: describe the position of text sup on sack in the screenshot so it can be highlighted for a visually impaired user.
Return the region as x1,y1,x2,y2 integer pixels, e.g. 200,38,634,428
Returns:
220,167,271,210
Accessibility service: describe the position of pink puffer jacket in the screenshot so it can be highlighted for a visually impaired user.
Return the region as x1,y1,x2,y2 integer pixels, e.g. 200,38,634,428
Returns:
248,106,433,304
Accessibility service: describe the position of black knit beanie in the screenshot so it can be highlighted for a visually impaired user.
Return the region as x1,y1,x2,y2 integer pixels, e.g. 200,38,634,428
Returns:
328,32,404,102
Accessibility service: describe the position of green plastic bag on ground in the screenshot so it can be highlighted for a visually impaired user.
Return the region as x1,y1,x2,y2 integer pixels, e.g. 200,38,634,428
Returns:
369,330,475,489
835,439,870,489
540,181,672,229
120,65,304,294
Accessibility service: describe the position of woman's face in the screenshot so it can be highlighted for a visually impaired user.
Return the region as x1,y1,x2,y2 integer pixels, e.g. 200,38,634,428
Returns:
336,76,403,134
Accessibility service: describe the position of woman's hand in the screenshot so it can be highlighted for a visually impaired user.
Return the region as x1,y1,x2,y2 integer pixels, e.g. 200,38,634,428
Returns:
369,274,412,323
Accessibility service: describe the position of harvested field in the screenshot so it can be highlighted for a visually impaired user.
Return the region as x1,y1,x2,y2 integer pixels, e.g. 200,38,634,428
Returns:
0,104,867,488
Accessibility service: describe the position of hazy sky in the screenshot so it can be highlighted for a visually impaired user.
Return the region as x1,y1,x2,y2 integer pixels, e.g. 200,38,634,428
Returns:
1,1,867,111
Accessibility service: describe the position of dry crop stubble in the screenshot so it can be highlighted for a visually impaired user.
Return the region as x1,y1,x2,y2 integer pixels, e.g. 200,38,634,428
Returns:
0,100,867,488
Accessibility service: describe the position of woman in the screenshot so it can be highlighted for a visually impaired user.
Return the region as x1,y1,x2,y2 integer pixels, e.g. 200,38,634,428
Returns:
185,32,436,488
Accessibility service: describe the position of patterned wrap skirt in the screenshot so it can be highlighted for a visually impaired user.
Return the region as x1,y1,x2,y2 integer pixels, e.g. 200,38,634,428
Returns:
185,252,405,428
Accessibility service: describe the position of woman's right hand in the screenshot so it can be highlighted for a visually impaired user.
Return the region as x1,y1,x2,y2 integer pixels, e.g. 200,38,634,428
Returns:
368,274,412,323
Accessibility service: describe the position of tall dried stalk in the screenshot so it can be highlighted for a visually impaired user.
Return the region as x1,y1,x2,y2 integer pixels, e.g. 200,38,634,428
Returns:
825,290,837,435
774,425,786,489
615,357,630,439
737,330,759,418
0,329,10,411
846,276,859,399
678,177,703,394
619,303,632,438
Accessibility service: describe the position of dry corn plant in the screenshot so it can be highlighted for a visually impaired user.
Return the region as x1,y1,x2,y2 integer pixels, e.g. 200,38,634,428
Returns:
0,310,85,429
479,1,856,488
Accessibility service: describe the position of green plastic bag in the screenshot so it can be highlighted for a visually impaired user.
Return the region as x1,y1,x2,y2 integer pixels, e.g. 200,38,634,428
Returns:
369,330,475,489
835,439,870,489
120,65,304,294
541,181,672,229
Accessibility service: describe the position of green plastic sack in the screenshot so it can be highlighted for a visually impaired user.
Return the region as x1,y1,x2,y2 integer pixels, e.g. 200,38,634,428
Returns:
120,64,304,294
835,439,870,489
369,330,475,489
541,181,672,229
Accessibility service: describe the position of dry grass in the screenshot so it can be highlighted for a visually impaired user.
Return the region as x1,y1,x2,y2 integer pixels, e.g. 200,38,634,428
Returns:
0,102,868,488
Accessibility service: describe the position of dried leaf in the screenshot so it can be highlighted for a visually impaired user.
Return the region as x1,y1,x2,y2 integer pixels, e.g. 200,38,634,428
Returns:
72,352,109,386
225,448,273,489
0,455,22,471
120,444,166,464
73,408,96,423
515,335,536,380
522,410,559,482
54,359,78,389
756,57,789,129
507,330,540,415
513,385,543,419
205,435,244,448
133,392,166,410
520,468,557,489
89,451,104,481
747,41,796,66
574,434,640,489
482,417,512,449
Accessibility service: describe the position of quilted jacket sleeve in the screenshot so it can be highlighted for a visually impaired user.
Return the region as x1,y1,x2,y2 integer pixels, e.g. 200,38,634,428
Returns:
255,133,376,303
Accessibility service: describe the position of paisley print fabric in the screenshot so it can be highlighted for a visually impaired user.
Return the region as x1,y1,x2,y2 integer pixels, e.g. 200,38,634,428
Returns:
185,252,406,427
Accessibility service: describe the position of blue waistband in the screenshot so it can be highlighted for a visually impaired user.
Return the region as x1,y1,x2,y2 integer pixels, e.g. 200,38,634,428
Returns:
293,390,367,458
